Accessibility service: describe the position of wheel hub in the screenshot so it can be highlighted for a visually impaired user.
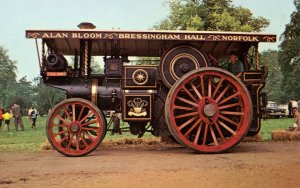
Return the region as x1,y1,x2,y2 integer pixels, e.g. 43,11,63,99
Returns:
70,123,80,133
198,97,219,124
203,104,217,117
180,63,190,73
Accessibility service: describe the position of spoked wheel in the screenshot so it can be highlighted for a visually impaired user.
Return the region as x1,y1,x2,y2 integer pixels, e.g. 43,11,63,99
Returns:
47,98,106,157
165,67,252,153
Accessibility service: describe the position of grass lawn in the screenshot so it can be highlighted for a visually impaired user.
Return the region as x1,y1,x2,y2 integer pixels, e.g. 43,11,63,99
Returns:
260,118,294,140
0,116,296,152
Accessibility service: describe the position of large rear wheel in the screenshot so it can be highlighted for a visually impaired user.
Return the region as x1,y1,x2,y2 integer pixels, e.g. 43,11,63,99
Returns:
47,98,106,157
165,67,252,153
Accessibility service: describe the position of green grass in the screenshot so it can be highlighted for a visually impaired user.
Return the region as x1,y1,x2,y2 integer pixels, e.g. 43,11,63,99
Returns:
260,118,294,141
0,116,295,151
0,116,155,152
0,117,48,152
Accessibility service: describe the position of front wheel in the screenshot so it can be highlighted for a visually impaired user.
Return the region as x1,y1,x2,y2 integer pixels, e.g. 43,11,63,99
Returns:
47,98,106,157
165,67,252,153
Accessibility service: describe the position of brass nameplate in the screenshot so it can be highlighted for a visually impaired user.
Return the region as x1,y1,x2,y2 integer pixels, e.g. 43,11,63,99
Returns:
46,72,67,77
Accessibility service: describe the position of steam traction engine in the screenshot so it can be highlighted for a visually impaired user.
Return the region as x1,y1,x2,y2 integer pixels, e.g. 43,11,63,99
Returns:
26,23,276,156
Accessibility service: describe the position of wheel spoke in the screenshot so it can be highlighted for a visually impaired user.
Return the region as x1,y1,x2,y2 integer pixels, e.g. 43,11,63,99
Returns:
175,111,199,119
58,136,68,145
82,119,98,126
219,102,240,110
183,86,198,102
190,83,202,100
178,116,198,130
174,105,195,111
208,77,212,97
63,107,72,121
83,131,96,142
202,123,209,145
214,122,225,142
193,121,203,144
77,106,85,121
218,92,240,105
72,104,76,121
215,85,230,103
79,134,88,148
218,120,236,135
79,111,93,123
54,130,68,137
67,134,74,149
210,125,219,146
55,115,70,126
212,78,224,99
219,114,239,126
82,126,99,131
200,76,205,97
75,134,80,151
53,123,67,128
177,97,199,107
220,111,244,116
184,118,202,137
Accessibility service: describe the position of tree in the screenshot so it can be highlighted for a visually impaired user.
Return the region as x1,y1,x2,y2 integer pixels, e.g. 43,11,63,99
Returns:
154,0,269,32
11,76,34,109
33,77,65,115
260,50,285,103
0,46,17,108
278,0,300,101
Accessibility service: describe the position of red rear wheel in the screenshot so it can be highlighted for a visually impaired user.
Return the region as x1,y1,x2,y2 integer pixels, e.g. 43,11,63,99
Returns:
47,98,106,157
165,67,252,153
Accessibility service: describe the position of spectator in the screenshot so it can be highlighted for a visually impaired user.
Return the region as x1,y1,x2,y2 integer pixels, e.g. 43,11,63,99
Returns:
291,100,298,111
2,110,13,131
288,100,293,117
28,107,33,123
293,109,300,131
0,107,4,130
31,107,38,128
11,103,25,131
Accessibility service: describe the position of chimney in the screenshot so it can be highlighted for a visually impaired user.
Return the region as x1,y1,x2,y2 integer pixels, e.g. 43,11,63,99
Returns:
77,22,96,29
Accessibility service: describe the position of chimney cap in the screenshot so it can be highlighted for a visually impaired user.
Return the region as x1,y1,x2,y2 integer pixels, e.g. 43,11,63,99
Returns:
77,22,96,29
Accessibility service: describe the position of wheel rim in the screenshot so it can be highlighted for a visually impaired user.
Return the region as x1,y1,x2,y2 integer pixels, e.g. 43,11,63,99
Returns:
47,98,105,156
165,67,252,153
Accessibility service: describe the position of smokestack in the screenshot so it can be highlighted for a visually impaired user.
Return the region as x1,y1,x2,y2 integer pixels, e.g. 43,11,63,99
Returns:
77,22,96,29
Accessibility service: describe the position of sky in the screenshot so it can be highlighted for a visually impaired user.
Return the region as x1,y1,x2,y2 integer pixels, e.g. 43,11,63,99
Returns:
0,0,296,80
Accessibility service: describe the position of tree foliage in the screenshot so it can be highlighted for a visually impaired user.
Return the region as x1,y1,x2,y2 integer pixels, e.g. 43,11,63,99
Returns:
260,50,285,103
0,46,65,113
154,0,269,32
33,78,65,115
279,0,300,101
0,46,17,108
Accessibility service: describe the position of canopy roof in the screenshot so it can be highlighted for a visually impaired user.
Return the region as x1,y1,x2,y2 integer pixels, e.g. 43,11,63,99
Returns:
26,29,276,57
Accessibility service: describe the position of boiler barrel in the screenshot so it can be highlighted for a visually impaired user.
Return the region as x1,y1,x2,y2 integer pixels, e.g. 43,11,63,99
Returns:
45,77,122,111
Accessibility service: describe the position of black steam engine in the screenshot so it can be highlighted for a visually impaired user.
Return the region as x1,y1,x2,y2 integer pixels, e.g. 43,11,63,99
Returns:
26,23,276,156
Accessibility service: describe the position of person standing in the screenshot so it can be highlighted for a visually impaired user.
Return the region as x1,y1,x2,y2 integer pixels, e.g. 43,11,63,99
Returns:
0,107,4,130
11,104,24,131
31,107,38,128
2,110,13,131
28,107,33,123
293,109,300,131
288,100,293,118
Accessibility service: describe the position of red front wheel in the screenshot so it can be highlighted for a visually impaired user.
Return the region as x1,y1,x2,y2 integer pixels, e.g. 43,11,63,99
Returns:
47,98,106,157
165,67,252,153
